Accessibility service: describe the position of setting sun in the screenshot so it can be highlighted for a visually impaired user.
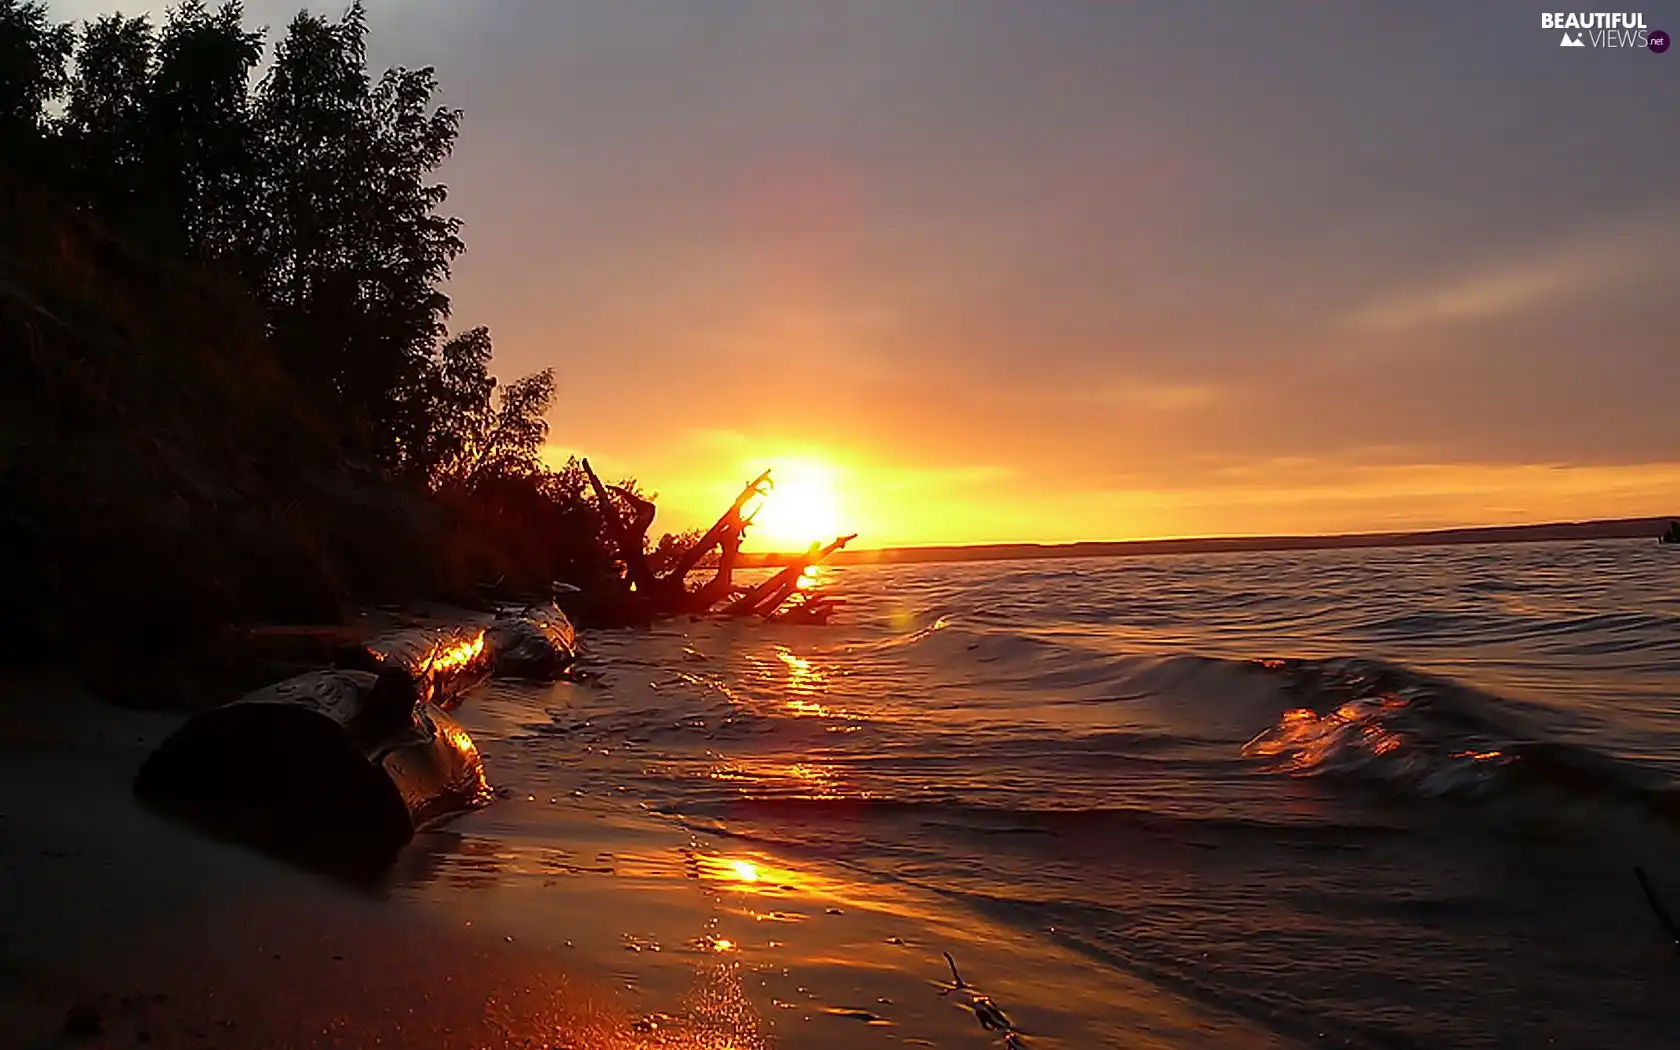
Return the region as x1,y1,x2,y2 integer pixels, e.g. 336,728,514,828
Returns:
747,459,844,552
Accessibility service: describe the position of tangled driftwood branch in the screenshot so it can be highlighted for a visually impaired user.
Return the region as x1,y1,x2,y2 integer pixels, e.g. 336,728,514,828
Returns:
580,460,851,623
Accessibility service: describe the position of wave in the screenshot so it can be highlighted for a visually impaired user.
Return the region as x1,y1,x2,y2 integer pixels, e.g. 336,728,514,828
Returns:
642,631,1680,830
574,562,1679,836
490,544,1676,1050
671,793,1408,843
1242,656,1680,820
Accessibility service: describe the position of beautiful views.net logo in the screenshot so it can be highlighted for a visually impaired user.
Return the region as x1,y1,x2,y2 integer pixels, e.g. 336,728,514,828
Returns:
1540,11,1670,51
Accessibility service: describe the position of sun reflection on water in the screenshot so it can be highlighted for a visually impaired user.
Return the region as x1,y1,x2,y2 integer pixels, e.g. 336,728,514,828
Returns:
796,564,829,591
706,757,847,800
770,646,836,719
696,854,811,897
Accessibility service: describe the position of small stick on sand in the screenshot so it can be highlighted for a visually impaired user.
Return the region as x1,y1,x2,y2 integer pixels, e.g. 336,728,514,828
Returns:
940,951,968,993
937,951,1027,1047
1635,867,1680,946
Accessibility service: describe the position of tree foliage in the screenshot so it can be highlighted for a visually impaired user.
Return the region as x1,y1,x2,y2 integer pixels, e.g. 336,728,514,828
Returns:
145,1,263,256
61,14,155,224
0,1,646,609
3,0,548,481
421,325,557,487
0,1,71,159
251,6,467,468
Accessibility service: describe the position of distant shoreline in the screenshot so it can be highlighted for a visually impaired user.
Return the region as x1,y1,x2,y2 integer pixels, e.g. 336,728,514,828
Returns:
738,516,1676,568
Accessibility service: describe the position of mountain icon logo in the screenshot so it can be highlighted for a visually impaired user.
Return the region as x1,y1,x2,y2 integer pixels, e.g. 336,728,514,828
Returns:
1560,32,1586,46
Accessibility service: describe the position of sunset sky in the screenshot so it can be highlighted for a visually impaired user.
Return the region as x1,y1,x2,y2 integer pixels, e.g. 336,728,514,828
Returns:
61,1,1680,548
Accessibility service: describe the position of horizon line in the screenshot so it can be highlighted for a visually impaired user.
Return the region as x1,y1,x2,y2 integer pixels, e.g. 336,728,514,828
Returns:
736,514,1678,566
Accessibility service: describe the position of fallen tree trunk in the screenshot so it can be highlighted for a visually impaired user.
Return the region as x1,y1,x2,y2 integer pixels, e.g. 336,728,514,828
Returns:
725,534,858,618
335,625,492,709
487,601,578,679
668,469,772,581
771,594,844,625
669,470,772,614
134,668,490,872
683,526,745,614
580,458,660,598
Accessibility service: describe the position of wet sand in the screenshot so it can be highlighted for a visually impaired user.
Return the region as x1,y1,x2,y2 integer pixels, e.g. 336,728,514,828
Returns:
0,675,632,1050
0,671,1279,1049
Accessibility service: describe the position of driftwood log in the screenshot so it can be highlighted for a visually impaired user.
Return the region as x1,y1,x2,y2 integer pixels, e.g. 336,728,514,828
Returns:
580,458,663,600
334,605,578,697
725,533,857,618
581,461,853,623
770,593,845,625
335,625,492,708
487,601,578,679
134,669,490,870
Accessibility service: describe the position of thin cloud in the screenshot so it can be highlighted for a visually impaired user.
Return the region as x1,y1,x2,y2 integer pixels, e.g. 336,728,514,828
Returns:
1096,382,1227,412
1340,207,1678,333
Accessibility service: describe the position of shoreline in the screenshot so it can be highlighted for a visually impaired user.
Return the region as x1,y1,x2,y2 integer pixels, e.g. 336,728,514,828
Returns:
739,515,1673,568
11,536,1673,1049
0,670,1279,1050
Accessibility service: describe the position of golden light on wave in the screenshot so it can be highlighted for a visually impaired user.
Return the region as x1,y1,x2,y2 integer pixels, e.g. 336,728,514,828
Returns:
730,859,761,883
773,647,832,714
747,458,842,551
1454,749,1505,762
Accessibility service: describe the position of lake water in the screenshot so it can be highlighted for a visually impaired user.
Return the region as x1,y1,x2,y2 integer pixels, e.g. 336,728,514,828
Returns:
415,539,1680,1049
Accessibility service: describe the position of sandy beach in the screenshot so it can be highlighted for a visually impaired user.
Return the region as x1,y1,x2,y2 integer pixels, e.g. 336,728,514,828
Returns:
1,673,642,1050
1,664,1280,1050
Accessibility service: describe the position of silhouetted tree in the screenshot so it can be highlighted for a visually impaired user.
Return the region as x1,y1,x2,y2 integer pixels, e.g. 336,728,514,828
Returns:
144,1,263,257
412,324,496,481
6,2,665,619
465,369,556,478
0,0,72,165
419,325,556,487
253,3,463,470
61,14,154,224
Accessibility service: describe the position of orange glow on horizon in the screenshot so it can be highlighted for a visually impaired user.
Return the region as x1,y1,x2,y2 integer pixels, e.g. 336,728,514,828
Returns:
547,443,1680,551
